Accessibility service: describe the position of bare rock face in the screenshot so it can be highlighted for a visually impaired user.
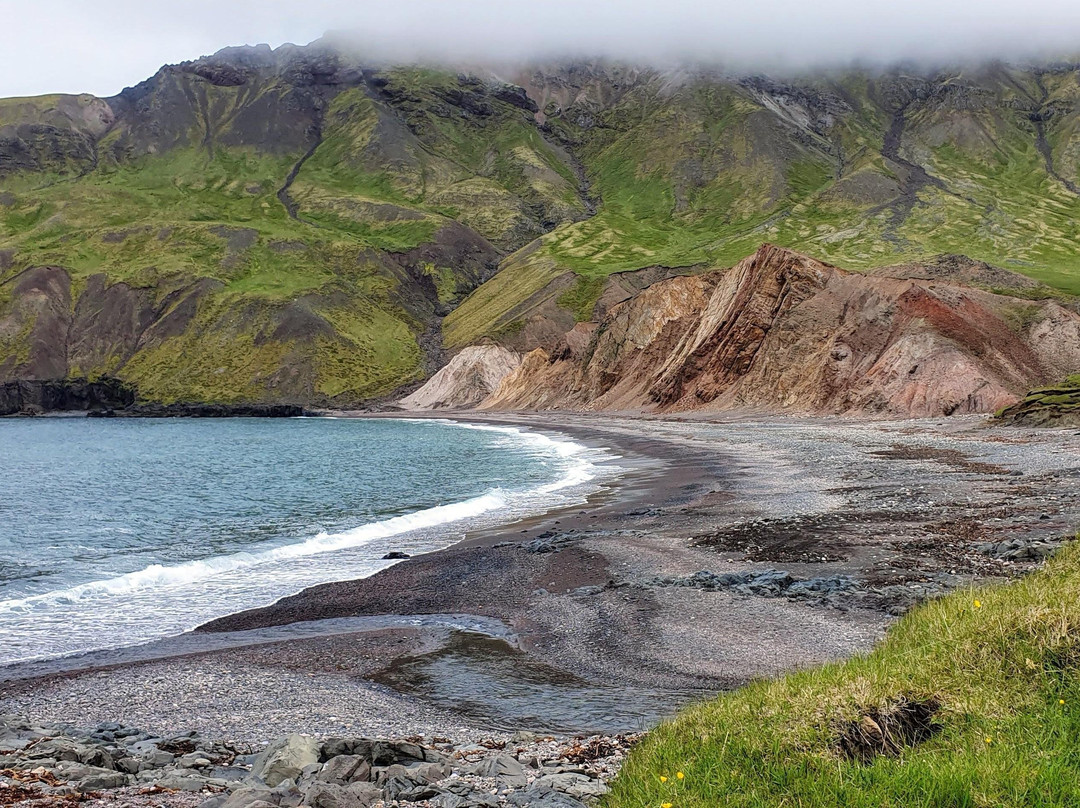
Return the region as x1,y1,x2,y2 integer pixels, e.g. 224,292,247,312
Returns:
481,244,1080,418
400,344,521,410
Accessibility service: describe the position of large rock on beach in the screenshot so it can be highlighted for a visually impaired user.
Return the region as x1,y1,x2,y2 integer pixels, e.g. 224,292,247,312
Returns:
249,734,321,787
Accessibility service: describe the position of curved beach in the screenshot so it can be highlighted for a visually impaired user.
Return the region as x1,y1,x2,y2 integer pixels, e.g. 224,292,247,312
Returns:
3,413,1078,744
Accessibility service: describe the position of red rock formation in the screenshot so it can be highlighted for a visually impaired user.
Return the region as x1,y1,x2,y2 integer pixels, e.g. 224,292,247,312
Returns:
481,245,1080,417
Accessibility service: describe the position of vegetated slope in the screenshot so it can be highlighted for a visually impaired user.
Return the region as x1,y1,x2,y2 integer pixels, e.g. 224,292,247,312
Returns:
445,61,1080,352
997,373,1080,427
0,44,588,404
608,538,1080,807
4,45,1080,404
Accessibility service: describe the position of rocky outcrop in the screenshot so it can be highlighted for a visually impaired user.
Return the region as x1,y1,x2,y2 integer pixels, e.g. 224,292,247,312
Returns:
995,375,1080,428
0,378,304,416
0,378,135,415
481,245,1080,417
89,403,305,418
400,344,521,410
0,716,629,808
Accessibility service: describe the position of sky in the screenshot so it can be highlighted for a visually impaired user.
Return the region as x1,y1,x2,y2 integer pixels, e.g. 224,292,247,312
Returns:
4,0,1080,98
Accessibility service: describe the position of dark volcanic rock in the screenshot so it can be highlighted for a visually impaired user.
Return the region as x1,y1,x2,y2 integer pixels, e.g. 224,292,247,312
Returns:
656,568,857,601
90,402,305,418
0,378,136,415
491,85,540,113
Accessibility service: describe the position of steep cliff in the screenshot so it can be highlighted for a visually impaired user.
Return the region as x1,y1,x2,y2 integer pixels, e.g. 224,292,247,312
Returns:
480,245,1080,417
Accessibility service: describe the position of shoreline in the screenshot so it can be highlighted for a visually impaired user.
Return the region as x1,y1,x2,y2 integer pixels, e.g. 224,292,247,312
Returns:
0,414,628,672
2,413,1079,743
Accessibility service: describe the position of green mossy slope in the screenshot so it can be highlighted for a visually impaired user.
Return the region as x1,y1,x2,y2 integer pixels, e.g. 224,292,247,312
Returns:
609,540,1080,808
5,49,1080,400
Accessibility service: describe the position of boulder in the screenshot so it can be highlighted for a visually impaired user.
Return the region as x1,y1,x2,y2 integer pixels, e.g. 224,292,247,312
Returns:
219,786,277,808
302,782,379,808
532,772,609,800
470,754,528,787
76,770,131,791
21,738,87,763
155,774,209,792
249,735,321,788
316,754,371,785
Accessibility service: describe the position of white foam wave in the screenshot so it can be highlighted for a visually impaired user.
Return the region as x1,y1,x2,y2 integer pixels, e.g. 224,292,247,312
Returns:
0,489,510,614
0,419,604,622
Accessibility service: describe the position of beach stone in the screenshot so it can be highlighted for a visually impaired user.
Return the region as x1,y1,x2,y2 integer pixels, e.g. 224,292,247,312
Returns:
220,786,277,808
533,772,609,800
77,770,130,791
115,756,142,774
470,754,528,786
302,782,378,808
139,748,176,768
383,775,429,802
180,752,214,768
249,735,321,787
156,774,210,792
507,791,587,808
22,737,86,762
317,755,371,785
408,760,452,783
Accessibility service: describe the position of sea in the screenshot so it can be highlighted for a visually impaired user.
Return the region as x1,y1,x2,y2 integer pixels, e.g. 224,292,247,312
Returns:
0,416,618,667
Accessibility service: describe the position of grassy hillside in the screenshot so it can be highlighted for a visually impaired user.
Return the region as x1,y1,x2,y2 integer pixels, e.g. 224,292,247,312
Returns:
446,64,1080,347
0,51,590,403
608,539,1080,807
3,47,1080,402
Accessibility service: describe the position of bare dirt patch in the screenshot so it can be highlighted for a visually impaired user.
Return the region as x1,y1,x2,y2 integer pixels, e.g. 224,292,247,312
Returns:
837,697,942,762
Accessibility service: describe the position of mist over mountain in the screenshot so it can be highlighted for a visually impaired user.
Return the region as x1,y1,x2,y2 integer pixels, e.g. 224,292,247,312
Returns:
2,35,1080,414
9,0,1080,97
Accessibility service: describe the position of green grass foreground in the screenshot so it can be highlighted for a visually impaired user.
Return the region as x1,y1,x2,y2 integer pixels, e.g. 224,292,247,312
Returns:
608,540,1080,807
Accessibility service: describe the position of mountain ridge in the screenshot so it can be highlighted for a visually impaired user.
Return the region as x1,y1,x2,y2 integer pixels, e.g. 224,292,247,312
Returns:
2,43,1080,408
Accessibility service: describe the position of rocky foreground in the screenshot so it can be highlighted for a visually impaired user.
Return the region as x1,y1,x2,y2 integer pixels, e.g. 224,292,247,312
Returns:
0,716,632,808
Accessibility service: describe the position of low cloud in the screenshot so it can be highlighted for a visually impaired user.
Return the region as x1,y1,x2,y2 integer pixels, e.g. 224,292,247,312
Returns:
5,0,1080,97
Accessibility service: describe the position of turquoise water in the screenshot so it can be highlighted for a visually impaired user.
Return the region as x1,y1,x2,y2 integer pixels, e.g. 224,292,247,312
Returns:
0,417,614,665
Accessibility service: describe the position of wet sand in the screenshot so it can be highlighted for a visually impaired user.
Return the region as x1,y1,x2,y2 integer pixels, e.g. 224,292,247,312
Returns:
3,413,1079,741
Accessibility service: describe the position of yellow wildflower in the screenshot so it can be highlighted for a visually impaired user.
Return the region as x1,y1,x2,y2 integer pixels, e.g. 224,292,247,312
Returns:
676,772,685,780
985,737,992,744
974,600,982,609
1060,699,1066,705
662,803,673,808
660,776,668,783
